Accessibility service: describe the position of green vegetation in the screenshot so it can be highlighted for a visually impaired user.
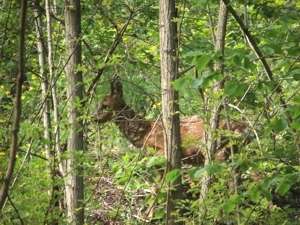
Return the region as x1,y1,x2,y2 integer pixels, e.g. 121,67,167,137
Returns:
0,0,300,224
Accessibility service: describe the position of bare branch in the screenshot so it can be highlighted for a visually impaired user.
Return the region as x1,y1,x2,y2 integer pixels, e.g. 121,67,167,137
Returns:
86,11,135,98
222,0,291,121
0,0,27,210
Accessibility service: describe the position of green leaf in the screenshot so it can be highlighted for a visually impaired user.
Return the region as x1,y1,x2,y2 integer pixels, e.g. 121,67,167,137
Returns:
173,75,190,91
183,50,203,58
192,72,221,89
275,173,298,196
276,180,292,196
189,167,205,179
247,184,261,203
206,163,224,175
154,208,165,220
194,54,211,72
233,54,241,66
224,80,247,98
146,156,166,168
192,0,208,6
291,69,300,81
166,169,181,183
291,120,300,131
243,91,257,106
288,105,300,119
270,117,287,132
223,194,241,214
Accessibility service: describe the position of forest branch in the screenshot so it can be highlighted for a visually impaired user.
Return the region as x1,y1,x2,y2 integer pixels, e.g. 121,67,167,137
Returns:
222,0,291,120
86,11,135,99
0,0,27,210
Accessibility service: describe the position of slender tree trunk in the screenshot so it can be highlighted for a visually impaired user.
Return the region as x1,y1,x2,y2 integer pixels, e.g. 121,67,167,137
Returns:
53,0,57,14
33,6,52,163
243,0,249,42
0,0,27,210
159,0,182,224
64,0,84,224
200,0,228,219
33,2,61,224
45,0,66,217
45,0,64,177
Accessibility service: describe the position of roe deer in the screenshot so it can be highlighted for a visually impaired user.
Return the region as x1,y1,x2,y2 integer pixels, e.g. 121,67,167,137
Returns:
94,77,248,164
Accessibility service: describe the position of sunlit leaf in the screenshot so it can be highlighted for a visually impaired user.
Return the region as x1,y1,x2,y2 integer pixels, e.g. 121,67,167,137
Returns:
223,194,242,214
166,169,181,183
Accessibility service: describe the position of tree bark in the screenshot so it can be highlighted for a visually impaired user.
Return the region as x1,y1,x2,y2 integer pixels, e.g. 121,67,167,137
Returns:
46,0,64,176
200,0,228,218
0,0,27,210
33,2,61,223
159,0,182,224
33,1,52,165
45,0,65,217
64,0,84,224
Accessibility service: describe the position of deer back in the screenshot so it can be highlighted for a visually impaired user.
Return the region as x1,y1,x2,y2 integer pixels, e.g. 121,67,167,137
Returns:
144,116,247,164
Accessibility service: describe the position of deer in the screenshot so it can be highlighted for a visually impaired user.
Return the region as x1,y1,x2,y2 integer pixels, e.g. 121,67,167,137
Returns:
94,77,248,165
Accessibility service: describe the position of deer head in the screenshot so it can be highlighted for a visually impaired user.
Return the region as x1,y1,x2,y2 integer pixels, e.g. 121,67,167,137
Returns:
94,76,126,123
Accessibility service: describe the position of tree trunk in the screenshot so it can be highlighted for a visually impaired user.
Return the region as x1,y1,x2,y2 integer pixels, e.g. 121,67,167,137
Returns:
33,2,52,165
46,0,64,177
0,0,27,210
33,2,61,223
45,0,65,216
200,0,228,218
159,0,182,224
64,0,84,224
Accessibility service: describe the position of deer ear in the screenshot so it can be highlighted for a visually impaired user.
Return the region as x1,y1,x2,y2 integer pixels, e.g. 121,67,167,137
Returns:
111,75,123,97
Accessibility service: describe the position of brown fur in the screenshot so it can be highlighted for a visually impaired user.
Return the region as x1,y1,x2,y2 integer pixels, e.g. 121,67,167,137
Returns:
94,78,248,165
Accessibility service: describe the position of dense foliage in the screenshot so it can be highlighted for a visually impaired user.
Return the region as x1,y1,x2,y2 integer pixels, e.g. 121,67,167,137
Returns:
0,0,300,224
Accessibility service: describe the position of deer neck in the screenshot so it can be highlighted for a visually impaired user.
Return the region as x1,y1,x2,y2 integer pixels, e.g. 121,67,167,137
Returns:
113,104,151,148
